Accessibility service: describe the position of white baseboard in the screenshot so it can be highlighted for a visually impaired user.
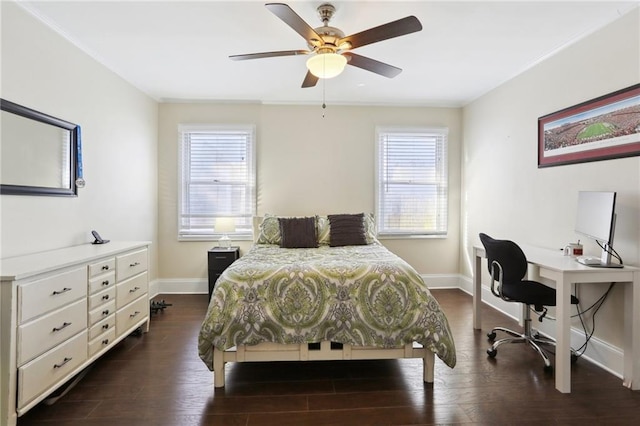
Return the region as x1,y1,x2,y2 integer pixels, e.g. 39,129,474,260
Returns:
420,274,461,289
154,274,624,380
156,278,208,295
149,278,160,299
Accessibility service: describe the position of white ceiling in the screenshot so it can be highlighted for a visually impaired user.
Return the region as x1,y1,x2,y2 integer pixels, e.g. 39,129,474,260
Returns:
18,1,638,107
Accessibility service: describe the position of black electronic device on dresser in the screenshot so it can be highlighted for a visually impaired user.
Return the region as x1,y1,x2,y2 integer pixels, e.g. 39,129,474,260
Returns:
208,246,240,299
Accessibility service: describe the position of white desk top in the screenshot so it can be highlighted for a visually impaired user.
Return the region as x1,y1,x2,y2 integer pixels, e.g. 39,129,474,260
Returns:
475,243,637,273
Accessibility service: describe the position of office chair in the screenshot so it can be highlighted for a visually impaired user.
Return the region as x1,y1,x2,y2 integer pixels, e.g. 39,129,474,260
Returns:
479,233,579,371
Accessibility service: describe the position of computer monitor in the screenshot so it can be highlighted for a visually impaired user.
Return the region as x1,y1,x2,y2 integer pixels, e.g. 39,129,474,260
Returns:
574,191,617,266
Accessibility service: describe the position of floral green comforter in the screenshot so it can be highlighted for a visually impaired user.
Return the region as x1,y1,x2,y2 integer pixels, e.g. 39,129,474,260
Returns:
198,243,456,369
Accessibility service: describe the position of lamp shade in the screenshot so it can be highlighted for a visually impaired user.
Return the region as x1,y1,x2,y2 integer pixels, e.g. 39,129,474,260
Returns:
306,53,347,79
215,217,236,234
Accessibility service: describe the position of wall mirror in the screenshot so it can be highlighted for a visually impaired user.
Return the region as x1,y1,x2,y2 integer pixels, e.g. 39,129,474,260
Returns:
1,99,78,196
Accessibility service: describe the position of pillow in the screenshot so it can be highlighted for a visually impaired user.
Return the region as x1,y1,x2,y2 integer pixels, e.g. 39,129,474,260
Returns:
316,215,331,245
363,212,377,244
328,213,367,247
279,217,318,248
255,214,281,245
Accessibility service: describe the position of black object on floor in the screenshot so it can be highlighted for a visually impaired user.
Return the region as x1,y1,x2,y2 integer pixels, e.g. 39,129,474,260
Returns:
150,299,172,315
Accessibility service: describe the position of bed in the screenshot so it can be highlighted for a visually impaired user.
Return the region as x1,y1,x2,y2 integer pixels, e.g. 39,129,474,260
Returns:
198,214,456,387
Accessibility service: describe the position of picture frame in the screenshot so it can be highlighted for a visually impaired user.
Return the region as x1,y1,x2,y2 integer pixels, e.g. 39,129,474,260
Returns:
538,83,640,168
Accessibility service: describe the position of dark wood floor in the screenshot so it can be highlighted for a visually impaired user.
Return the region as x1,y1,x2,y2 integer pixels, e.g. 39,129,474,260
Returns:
18,289,640,425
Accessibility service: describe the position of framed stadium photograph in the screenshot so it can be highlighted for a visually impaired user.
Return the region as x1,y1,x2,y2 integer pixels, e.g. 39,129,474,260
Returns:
538,83,640,167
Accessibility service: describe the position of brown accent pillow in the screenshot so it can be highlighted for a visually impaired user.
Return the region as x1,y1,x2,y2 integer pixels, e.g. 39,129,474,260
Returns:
328,213,367,247
279,217,318,248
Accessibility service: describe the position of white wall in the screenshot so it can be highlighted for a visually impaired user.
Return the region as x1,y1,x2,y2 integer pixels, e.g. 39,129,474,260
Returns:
158,103,461,282
0,2,159,279
462,10,639,352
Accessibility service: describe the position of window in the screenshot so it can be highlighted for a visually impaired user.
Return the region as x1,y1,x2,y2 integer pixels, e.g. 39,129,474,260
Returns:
375,127,448,237
178,124,256,240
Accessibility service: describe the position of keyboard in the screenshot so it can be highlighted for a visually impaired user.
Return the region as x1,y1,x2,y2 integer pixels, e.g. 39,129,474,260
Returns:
576,257,624,268
576,256,601,266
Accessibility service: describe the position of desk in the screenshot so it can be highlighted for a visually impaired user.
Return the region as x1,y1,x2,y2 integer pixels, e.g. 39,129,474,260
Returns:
472,244,639,393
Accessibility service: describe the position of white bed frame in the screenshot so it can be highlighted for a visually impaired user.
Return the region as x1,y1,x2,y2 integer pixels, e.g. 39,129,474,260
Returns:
212,341,435,388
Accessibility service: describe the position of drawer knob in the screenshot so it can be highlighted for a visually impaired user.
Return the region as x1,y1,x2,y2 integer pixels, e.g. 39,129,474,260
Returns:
52,287,72,296
129,261,141,267
101,265,110,270
102,294,110,300
102,339,110,345
52,322,72,332
129,286,140,293
102,324,110,330
102,309,110,316
129,311,141,318
102,280,110,286
53,357,72,369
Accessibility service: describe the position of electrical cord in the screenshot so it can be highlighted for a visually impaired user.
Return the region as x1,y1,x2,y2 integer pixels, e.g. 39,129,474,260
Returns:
573,283,614,357
531,282,613,320
531,282,616,359
570,246,621,357
596,240,623,265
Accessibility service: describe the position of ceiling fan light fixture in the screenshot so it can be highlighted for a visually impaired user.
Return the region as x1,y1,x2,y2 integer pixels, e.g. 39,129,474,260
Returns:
306,52,347,79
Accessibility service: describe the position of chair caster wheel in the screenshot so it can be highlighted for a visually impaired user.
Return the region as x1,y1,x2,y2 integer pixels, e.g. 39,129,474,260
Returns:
487,332,496,341
543,364,553,373
487,348,497,358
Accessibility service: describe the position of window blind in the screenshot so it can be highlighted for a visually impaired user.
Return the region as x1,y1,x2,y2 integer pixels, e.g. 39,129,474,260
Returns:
178,125,256,240
376,128,448,236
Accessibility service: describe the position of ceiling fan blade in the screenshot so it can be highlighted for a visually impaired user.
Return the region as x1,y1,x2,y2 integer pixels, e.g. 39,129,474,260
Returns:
230,50,310,61
343,53,402,78
302,71,319,88
266,3,323,46
339,16,422,50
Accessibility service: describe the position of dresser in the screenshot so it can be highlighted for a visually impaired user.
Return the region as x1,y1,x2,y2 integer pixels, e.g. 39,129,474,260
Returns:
0,241,150,426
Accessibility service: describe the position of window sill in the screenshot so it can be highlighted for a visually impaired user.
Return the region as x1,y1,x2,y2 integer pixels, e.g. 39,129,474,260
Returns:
377,234,447,240
177,234,254,242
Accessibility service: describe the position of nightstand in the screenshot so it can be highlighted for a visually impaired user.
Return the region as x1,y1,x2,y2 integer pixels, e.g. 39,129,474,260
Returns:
208,246,240,299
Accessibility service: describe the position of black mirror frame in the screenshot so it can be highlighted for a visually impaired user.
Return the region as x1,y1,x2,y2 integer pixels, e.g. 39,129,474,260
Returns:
1,99,78,197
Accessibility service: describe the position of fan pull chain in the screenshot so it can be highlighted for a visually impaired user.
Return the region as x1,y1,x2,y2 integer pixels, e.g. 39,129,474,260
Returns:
322,71,326,118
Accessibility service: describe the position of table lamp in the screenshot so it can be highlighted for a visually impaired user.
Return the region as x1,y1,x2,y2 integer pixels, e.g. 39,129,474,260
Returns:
215,217,235,248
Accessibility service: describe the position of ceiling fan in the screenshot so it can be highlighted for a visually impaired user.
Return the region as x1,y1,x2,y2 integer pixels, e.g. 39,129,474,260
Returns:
230,3,423,88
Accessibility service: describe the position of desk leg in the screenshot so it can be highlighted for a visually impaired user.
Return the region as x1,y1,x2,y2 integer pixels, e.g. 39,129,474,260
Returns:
555,273,571,393
473,250,482,330
623,271,640,390
524,264,541,327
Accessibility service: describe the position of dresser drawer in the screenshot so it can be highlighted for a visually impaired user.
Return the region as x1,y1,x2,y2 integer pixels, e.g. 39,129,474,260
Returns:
88,271,116,294
88,299,116,326
116,272,148,309
116,249,148,282
18,330,87,409
116,296,148,336
89,328,116,358
88,258,116,278
18,267,87,323
88,314,116,341
89,286,116,311
18,299,87,365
